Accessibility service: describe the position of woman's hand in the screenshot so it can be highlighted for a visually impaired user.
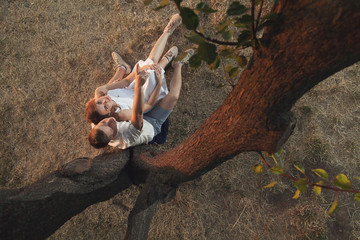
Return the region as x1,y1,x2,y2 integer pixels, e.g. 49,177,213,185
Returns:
151,64,162,84
94,85,108,98
135,64,149,88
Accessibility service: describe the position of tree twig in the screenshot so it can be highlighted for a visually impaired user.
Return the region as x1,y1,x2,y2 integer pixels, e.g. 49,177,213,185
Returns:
255,0,264,33
257,152,359,194
195,30,238,46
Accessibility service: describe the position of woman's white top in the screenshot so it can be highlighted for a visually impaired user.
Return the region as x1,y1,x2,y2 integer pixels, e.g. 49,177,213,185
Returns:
108,58,168,111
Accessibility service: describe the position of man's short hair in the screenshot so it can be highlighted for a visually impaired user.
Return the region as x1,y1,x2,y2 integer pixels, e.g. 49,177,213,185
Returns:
88,127,112,148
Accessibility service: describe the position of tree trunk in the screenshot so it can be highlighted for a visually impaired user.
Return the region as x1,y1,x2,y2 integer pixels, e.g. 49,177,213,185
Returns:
128,0,360,238
1,0,359,239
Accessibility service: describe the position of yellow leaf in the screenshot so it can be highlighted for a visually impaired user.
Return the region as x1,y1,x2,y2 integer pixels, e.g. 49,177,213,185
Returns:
271,154,278,165
198,27,205,35
313,181,323,195
264,181,277,188
253,164,263,174
293,189,301,199
328,199,338,216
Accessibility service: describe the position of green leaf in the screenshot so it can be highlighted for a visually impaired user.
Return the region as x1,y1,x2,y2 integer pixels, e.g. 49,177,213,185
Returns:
185,31,205,44
236,55,247,68
174,51,188,62
198,42,217,64
216,19,231,33
264,181,277,188
174,0,182,6
355,177,360,181
312,168,328,180
355,193,360,203
144,0,153,6
334,173,351,190
276,148,283,156
180,7,199,30
225,65,239,78
294,164,305,175
235,14,253,25
153,0,170,10
253,164,263,174
189,54,202,68
293,189,301,199
328,199,338,216
257,20,273,31
227,1,248,16
261,13,279,21
294,178,308,192
237,30,251,46
208,56,220,70
221,30,233,40
195,2,217,13
219,47,235,58
271,166,284,175
313,180,323,195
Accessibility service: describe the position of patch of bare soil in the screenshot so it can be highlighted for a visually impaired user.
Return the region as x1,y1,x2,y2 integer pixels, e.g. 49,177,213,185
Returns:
1,0,359,239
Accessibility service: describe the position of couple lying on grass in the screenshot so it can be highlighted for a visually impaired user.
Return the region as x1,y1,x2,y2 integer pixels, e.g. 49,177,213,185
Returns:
85,14,194,149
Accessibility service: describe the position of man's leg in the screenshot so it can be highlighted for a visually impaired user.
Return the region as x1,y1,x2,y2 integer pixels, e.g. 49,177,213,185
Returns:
158,48,194,110
158,46,178,69
158,62,182,110
148,14,182,63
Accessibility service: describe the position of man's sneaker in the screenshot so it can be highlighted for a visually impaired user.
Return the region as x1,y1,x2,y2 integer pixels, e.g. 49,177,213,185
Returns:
173,48,195,66
112,51,131,74
163,14,182,35
161,46,178,68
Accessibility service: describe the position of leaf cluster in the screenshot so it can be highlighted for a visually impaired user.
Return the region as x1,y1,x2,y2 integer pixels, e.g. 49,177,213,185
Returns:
255,150,360,216
145,0,279,87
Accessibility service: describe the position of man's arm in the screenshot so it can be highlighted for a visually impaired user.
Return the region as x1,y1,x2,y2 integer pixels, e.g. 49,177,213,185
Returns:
131,64,148,130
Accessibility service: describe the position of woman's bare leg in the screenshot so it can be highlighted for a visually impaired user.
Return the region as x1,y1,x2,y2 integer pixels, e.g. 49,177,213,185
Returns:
148,32,171,64
148,14,182,63
107,67,126,84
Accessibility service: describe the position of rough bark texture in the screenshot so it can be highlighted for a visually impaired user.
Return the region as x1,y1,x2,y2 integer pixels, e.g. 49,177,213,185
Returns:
0,150,132,240
1,0,359,239
128,0,360,238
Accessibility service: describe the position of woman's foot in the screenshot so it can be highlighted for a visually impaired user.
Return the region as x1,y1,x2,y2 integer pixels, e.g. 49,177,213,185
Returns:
112,52,131,74
173,48,195,66
163,14,182,35
160,46,178,68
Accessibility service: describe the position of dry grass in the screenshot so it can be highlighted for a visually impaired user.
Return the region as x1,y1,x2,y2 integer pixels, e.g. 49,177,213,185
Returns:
1,0,359,239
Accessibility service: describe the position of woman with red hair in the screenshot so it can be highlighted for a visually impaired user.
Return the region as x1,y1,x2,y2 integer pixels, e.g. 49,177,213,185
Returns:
85,14,182,124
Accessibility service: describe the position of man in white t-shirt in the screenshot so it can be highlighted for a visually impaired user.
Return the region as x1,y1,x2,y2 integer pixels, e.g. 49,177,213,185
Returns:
88,49,193,149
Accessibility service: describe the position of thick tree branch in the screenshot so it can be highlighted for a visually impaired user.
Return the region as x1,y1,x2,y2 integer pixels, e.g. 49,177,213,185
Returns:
0,150,133,240
138,0,360,182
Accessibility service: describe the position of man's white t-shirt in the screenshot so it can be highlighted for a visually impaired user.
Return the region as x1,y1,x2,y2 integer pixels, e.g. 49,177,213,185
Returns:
108,119,155,149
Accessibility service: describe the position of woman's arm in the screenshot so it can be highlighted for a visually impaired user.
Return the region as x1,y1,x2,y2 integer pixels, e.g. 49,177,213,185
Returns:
144,64,162,112
101,65,152,92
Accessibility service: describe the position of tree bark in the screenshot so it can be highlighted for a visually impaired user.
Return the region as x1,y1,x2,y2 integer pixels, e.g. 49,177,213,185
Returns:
1,0,359,239
0,151,133,240
127,0,360,238
138,0,360,181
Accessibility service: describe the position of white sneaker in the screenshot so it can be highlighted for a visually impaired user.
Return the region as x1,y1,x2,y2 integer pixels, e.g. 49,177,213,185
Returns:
111,51,131,74
163,14,182,35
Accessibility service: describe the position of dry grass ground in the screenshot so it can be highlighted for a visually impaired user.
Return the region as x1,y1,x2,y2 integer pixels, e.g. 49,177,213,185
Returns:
1,0,359,239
